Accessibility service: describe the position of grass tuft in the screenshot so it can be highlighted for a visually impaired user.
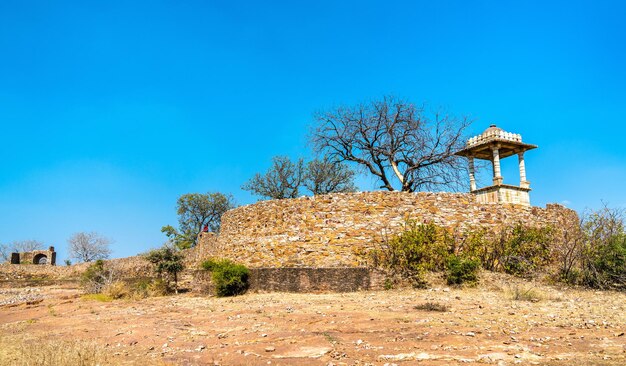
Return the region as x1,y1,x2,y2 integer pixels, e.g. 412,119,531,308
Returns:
81,293,114,302
506,284,544,302
414,301,449,312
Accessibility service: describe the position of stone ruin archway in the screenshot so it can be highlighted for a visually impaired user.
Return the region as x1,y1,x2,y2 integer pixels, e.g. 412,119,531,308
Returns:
33,253,48,265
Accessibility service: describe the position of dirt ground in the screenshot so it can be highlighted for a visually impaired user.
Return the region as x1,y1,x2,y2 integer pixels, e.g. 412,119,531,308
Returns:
1,274,625,366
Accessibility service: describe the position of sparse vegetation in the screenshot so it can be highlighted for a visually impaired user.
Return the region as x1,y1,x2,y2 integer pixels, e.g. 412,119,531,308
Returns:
81,293,114,302
81,259,116,294
370,221,452,287
506,283,544,302
0,337,112,366
370,221,566,287
201,258,250,297
414,301,449,312
578,205,626,290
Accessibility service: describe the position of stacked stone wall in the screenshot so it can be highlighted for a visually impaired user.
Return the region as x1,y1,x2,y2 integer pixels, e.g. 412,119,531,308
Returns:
0,256,154,287
198,191,578,268
191,267,386,294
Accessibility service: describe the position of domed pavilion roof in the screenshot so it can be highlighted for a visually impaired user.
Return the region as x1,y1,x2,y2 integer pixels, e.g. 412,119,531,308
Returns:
455,125,537,160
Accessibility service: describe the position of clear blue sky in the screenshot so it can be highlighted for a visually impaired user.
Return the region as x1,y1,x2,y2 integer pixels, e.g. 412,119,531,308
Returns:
1,1,625,261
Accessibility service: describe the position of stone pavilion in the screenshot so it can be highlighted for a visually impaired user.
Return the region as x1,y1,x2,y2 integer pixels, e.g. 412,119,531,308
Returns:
455,125,537,206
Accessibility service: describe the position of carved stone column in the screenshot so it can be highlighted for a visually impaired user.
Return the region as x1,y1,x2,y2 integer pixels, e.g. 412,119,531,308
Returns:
518,152,529,188
492,144,503,185
468,156,477,191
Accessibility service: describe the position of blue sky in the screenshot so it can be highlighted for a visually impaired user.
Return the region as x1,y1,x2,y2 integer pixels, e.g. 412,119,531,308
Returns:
1,1,625,261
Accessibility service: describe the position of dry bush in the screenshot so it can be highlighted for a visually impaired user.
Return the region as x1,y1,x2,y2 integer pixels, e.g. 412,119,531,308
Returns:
81,260,119,294
414,302,448,312
103,281,130,299
505,283,544,302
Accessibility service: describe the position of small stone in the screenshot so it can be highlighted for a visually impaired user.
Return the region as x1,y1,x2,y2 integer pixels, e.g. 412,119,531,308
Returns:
465,332,475,337
265,346,275,352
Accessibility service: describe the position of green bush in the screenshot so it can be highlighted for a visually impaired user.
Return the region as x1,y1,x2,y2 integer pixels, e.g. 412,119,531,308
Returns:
582,233,626,289
201,258,250,297
200,258,221,272
370,221,452,287
551,205,626,290
458,224,553,277
445,254,480,285
501,224,553,276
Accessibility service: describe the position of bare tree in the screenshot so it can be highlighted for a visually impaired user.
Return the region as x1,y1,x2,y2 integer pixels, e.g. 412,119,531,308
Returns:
0,243,9,262
304,156,357,195
11,239,45,252
242,156,305,200
1,240,45,263
311,96,471,192
68,232,112,263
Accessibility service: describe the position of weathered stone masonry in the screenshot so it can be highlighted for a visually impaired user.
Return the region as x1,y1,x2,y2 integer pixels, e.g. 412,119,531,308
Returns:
198,191,578,268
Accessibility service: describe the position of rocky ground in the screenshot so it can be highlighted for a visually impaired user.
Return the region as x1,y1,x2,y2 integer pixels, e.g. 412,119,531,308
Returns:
1,274,625,365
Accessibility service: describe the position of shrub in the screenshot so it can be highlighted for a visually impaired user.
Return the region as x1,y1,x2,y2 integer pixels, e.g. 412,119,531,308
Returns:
446,254,480,285
550,204,626,290
581,232,626,289
501,224,553,276
457,224,553,277
506,284,543,302
81,260,116,294
370,221,452,287
147,278,170,296
201,258,250,297
103,281,129,299
200,258,221,272
414,302,448,312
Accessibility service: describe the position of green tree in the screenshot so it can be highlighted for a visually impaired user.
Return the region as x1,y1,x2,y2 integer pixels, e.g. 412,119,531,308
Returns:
144,246,185,294
163,192,235,249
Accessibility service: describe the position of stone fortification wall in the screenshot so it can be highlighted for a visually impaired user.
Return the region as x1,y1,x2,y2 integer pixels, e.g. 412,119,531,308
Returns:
198,191,577,268
192,267,386,294
0,256,154,287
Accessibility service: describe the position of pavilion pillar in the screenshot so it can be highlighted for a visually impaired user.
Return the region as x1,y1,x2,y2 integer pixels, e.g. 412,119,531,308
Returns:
518,152,529,188
468,156,477,192
491,144,503,185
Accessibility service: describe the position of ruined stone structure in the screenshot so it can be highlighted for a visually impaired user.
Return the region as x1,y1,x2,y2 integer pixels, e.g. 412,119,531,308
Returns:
455,125,537,206
10,246,56,266
197,191,577,268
